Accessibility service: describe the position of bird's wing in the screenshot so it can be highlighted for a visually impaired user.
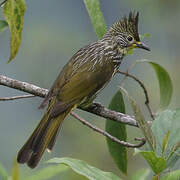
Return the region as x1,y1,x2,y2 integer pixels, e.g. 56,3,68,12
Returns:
40,45,115,114
50,57,115,118
39,46,91,109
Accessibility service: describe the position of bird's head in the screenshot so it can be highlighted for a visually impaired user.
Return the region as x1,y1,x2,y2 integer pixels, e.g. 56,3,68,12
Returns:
107,11,150,55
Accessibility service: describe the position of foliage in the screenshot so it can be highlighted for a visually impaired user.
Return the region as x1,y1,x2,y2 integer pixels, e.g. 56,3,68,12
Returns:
149,62,173,110
0,158,121,180
12,158,19,180
122,87,156,150
0,163,8,180
152,110,180,168
0,0,179,180
134,149,167,174
24,165,68,180
0,20,8,33
3,0,26,62
83,0,107,39
47,158,121,180
130,168,150,180
105,91,127,174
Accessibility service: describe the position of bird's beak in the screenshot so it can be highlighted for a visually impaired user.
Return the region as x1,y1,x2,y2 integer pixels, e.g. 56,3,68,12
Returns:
135,42,150,51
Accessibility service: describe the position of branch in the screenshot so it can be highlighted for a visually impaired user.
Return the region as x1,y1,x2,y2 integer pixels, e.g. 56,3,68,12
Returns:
117,70,155,120
0,75,48,97
0,74,138,127
80,103,137,127
0,95,35,101
0,0,8,7
71,111,146,148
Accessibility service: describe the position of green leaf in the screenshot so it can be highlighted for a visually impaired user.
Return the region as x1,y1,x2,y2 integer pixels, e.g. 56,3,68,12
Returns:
121,87,155,150
47,157,121,180
105,91,127,174
12,158,19,180
131,168,150,180
152,175,159,180
134,149,166,174
25,165,68,180
167,142,180,167
83,0,107,39
131,60,173,110
139,33,151,40
0,163,8,180
0,20,8,33
152,110,180,168
161,169,180,180
143,33,151,38
162,130,170,155
149,62,173,110
166,146,180,169
3,0,26,62
131,99,155,150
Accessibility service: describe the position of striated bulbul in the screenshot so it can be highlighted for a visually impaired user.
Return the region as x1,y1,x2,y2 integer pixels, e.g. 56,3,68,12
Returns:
17,12,150,168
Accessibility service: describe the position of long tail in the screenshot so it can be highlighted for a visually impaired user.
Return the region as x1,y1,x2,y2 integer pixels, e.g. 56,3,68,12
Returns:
17,104,72,168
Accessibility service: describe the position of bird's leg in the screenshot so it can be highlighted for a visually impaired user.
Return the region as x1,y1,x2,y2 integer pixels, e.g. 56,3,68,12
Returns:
87,102,102,111
79,102,103,114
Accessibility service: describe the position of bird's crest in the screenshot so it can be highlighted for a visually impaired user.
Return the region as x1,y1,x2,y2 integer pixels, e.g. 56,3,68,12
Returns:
110,11,140,41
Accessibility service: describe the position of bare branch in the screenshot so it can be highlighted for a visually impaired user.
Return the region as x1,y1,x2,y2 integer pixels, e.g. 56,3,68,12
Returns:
117,70,155,120
71,111,146,148
0,75,48,97
0,95,35,101
0,74,138,127
80,102,138,127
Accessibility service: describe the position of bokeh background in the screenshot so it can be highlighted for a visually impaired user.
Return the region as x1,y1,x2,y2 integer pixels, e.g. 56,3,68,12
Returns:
0,0,180,179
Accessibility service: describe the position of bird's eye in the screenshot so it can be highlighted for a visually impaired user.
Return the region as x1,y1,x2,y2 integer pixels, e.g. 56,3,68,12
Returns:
127,36,133,42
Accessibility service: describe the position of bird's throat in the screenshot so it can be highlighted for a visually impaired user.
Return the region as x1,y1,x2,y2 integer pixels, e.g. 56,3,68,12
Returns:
117,46,128,56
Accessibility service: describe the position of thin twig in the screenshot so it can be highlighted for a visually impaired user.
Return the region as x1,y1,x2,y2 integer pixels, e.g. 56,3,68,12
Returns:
117,70,155,120
0,0,8,7
0,95,35,101
0,74,138,127
71,111,146,148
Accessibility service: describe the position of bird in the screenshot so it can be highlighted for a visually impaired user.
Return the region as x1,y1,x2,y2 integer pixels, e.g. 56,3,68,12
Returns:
17,11,150,168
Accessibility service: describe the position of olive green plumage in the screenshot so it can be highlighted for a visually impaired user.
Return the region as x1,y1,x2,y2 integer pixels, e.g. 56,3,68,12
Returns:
17,11,150,168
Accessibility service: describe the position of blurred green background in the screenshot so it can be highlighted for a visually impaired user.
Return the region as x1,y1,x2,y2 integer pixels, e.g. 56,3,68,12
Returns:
0,0,180,179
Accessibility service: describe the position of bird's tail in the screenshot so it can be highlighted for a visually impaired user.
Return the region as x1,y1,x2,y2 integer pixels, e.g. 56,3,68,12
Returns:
17,102,72,168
